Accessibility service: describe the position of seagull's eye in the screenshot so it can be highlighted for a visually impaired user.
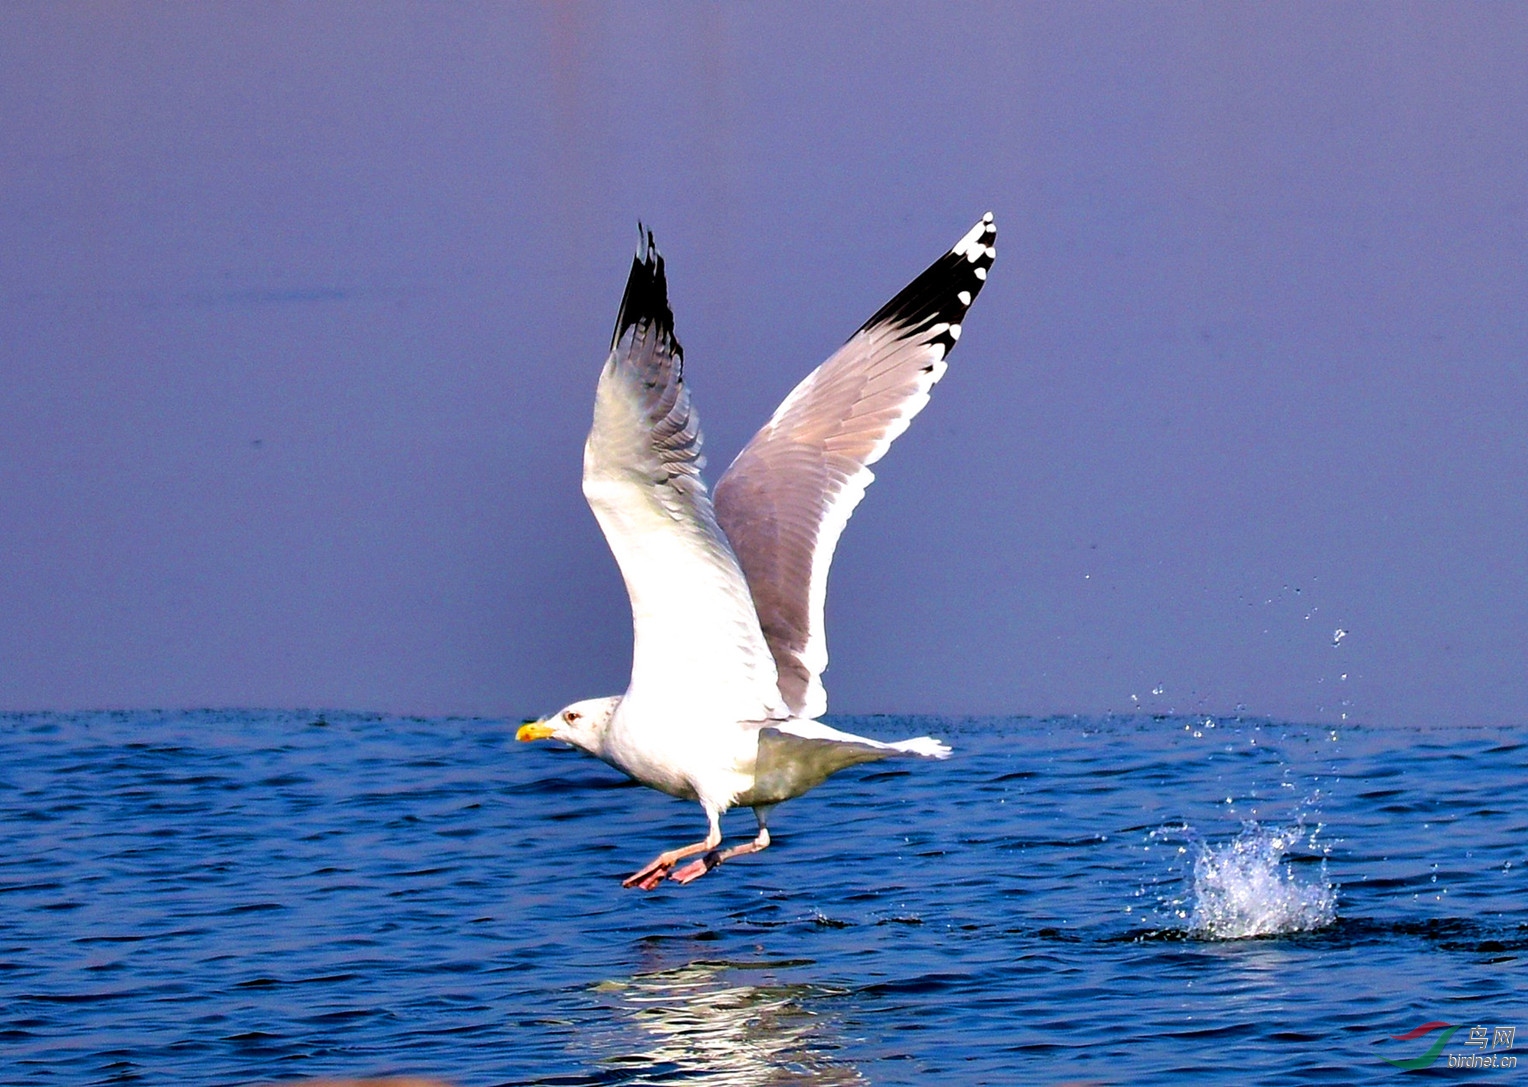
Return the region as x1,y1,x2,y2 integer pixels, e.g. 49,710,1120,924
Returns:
564,711,582,723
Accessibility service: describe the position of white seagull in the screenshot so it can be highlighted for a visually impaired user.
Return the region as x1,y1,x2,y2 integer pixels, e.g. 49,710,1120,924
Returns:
518,213,997,889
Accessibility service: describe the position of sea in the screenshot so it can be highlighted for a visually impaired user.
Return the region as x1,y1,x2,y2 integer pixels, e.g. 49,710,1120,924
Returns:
2,711,1523,1085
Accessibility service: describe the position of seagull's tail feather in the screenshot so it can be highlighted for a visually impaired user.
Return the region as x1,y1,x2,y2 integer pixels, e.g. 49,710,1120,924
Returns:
748,721,951,806
768,719,952,758
887,735,952,759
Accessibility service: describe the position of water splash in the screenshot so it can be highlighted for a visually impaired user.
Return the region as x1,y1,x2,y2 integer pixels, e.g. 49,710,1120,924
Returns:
1187,823,1336,939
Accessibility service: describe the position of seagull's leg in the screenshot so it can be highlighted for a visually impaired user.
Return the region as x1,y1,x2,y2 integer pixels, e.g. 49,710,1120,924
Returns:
623,807,722,890
672,805,774,884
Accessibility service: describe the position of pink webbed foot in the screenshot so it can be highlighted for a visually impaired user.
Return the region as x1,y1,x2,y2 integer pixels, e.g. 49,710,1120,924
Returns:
623,858,674,890
670,851,722,884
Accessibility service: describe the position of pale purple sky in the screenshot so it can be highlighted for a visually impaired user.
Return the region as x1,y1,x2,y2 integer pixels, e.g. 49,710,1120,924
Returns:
3,3,1525,727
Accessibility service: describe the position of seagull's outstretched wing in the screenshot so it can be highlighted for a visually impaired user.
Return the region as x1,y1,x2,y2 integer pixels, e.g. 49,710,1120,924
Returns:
713,214,997,718
583,232,786,722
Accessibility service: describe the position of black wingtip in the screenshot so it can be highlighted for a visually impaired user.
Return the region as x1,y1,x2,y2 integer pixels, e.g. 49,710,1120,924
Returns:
611,224,683,359
857,213,997,348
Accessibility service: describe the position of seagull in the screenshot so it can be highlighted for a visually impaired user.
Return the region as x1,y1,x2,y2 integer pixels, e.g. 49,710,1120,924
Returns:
518,213,997,889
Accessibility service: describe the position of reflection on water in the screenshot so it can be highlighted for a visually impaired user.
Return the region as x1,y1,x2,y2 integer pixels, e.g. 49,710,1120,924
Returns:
588,958,867,1085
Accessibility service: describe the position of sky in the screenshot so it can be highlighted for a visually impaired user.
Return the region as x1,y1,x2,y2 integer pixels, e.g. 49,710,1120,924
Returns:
2,3,1525,727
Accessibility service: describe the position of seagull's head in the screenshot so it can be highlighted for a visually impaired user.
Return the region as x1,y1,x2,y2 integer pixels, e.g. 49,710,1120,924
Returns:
516,696,619,755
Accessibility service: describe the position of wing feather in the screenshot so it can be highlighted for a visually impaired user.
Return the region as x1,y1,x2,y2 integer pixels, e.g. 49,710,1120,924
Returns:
584,232,785,723
713,214,997,717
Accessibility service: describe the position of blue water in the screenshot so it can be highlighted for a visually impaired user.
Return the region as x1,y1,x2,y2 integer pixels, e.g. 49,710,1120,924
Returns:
2,712,1524,1085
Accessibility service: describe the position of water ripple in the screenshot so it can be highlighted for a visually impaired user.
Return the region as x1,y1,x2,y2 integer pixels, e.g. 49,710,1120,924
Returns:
0,712,1523,1084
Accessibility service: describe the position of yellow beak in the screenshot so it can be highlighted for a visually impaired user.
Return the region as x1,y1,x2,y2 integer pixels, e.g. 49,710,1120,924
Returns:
516,721,557,742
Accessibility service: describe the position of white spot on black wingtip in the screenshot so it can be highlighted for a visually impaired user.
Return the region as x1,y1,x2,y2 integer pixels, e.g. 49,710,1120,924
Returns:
951,215,992,258
855,213,995,352
953,212,996,253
